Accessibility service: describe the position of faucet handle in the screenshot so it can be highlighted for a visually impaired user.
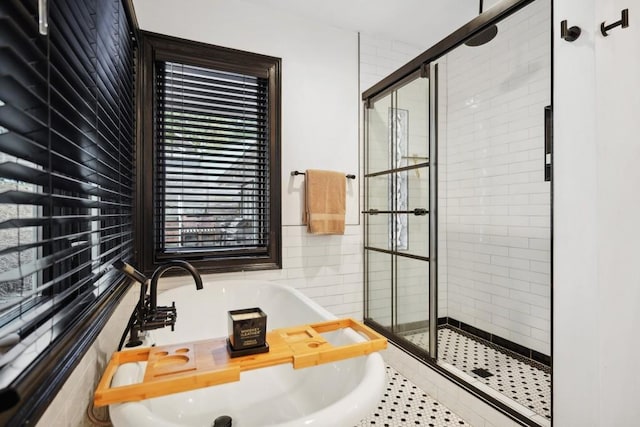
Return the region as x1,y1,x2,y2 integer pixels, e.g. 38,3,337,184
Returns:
169,301,176,332
113,259,149,284
140,302,177,331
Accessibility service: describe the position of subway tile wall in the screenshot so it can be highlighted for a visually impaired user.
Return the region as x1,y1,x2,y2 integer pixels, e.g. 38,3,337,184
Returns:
360,34,425,96
162,225,367,320
437,0,551,355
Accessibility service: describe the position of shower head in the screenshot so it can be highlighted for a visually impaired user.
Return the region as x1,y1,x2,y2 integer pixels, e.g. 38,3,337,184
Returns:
465,0,498,47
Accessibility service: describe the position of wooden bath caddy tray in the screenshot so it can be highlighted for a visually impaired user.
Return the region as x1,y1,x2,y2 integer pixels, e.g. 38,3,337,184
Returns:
94,318,387,407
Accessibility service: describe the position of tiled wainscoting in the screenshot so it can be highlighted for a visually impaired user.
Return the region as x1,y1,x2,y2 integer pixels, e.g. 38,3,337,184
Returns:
159,225,365,319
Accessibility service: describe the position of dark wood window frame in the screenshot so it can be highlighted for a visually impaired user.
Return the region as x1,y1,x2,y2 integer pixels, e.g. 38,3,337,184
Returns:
136,32,282,275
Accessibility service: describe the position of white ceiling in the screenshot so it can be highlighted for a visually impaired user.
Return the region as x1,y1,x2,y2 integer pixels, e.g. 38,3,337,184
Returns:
239,0,503,46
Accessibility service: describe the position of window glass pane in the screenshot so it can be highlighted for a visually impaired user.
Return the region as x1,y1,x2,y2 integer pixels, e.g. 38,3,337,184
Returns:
156,61,270,253
0,154,38,306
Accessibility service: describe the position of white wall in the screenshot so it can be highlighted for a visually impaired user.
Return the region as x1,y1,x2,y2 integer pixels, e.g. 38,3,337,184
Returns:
554,0,640,424
594,0,640,422
133,0,360,226
553,0,599,423
438,0,552,355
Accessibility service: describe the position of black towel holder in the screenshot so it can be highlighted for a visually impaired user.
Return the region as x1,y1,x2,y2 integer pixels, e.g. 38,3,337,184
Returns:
601,8,629,37
291,170,356,179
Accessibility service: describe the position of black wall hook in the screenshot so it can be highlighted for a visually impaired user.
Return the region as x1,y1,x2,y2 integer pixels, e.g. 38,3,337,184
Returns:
601,9,629,37
561,20,581,42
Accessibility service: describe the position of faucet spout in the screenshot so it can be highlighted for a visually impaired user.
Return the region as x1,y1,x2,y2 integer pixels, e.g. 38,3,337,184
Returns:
149,260,203,311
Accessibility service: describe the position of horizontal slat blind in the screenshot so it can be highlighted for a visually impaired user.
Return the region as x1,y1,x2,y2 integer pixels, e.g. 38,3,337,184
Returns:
0,0,134,391
155,61,270,254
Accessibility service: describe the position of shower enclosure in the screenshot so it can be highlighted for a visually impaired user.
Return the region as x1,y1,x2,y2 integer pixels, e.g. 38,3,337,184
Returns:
363,0,551,425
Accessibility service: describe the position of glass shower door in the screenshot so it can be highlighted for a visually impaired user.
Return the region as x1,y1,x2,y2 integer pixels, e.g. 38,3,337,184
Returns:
365,92,393,331
434,0,552,421
362,0,551,423
364,75,431,354
394,78,430,352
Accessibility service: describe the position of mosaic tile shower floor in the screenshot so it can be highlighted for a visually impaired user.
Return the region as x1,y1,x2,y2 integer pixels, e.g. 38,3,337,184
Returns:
356,366,469,427
402,326,551,421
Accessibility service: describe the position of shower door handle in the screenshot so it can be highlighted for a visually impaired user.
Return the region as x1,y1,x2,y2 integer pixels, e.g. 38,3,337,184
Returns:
361,208,428,216
544,106,552,182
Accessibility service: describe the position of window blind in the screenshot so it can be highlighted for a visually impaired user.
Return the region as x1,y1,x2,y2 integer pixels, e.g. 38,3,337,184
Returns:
155,61,270,256
0,0,134,400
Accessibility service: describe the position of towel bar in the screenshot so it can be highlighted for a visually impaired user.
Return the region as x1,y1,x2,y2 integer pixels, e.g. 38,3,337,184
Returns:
291,170,356,179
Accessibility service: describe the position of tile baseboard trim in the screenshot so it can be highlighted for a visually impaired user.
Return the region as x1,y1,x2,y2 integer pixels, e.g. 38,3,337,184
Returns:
439,316,551,368
375,317,551,367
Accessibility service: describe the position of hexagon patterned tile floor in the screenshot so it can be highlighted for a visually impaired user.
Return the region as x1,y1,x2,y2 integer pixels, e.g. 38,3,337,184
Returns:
356,365,469,427
402,326,551,421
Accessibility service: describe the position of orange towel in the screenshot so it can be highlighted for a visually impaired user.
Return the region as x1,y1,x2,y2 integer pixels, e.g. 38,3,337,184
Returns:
304,169,346,235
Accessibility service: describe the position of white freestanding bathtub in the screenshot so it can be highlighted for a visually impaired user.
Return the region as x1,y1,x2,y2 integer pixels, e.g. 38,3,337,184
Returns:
108,279,386,427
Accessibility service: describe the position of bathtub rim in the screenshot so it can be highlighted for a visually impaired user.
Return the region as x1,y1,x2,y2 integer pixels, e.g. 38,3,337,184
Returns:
108,278,386,427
